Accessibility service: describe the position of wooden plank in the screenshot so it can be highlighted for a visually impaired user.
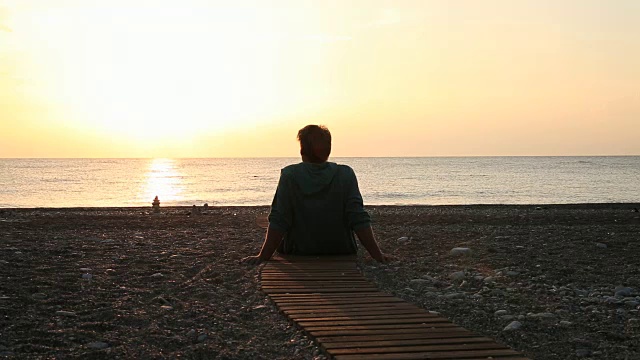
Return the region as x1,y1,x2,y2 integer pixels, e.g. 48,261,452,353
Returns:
264,287,378,294
287,308,425,318
333,348,522,360
310,327,464,337
261,282,374,287
303,323,461,332
298,317,450,328
274,297,406,306
280,302,416,309
326,342,509,356
316,330,475,343
270,295,395,302
283,304,421,315
322,336,494,350
291,314,443,322
269,292,390,299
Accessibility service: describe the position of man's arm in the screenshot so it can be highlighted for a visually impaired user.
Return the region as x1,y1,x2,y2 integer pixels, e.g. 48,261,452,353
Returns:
355,225,394,263
241,225,284,265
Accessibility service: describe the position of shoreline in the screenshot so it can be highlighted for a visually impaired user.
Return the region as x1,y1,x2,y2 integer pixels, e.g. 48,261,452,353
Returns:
1,204,639,359
2,202,639,211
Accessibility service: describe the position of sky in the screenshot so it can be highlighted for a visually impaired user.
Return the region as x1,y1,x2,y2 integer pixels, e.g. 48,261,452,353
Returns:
1,0,639,158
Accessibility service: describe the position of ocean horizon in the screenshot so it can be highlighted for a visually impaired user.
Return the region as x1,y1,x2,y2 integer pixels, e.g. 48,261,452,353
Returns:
1,156,639,208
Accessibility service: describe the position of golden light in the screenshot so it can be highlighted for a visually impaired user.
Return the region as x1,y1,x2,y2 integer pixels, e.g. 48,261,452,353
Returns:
14,4,284,142
140,158,183,205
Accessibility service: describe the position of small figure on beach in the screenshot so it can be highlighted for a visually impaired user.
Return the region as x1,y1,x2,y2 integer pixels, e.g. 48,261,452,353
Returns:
152,196,160,213
242,125,394,265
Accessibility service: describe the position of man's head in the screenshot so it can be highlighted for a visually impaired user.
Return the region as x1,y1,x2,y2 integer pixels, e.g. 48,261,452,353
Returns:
297,125,331,163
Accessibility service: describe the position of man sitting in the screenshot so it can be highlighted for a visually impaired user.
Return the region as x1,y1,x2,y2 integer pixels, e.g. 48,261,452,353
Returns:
242,125,393,264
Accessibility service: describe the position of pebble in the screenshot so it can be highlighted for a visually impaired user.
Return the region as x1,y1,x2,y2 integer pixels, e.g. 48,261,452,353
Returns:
79,268,91,272
495,310,508,316
527,312,556,320
397,236,411,243
55,311,76,317
151,273,164,278
503,321,522,331
442,292,465,299
253,305,267,310
596,243,607,249
197,334,208,342
410,279,430,285
614,287,633,297
450,247,472,256
505,271,520,277
32,293,47,300
82,273,93,280
186,329,196,338
86,341,109,349
559,321,573,327
450,271,465,281
483,277,496,283
576,349,592,357
160,305,173,310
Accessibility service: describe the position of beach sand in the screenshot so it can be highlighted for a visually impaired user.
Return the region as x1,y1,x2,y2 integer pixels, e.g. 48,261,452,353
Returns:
1,204,639,359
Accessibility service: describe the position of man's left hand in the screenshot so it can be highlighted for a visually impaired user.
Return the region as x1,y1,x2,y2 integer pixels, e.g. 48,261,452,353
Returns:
240,255,264,265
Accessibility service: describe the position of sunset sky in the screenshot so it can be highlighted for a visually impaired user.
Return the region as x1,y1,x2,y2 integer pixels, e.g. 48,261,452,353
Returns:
1,0,638,158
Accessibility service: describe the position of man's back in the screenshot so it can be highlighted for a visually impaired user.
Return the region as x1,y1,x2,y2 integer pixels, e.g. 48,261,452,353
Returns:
268,162,370,255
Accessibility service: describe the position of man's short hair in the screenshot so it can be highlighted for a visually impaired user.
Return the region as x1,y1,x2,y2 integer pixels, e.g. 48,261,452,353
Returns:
297,125,332,163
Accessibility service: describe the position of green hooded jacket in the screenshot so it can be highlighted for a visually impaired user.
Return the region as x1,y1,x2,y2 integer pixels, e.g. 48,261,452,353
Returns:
268,161,371,255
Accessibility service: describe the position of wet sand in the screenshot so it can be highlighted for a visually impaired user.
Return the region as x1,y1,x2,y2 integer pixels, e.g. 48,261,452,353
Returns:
0,204,639,359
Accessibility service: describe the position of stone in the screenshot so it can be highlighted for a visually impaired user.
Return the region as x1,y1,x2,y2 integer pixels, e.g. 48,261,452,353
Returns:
197,334,208,342
82,273,93,280
506,271,520,277
32,293,47,300
450,271,465,281
86,342,109,350
397,236,411,243
596,242,607,249
614,287,633,297
410,279,430,285
559,321,573,327
79,268,91,272
450,247,472,256
576,349,591,357
495,310,508,316
483,277,496,283
56,311,76,317
151,273,164,278
503,321,522,331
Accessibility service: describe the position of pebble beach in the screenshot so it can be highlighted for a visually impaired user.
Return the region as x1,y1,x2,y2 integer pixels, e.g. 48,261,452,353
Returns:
1,204,639,359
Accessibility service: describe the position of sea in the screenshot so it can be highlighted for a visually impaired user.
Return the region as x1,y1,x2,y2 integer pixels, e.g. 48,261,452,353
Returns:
0,157,638,208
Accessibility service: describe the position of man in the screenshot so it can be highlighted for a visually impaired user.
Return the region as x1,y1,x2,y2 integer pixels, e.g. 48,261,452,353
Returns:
242,125,393,264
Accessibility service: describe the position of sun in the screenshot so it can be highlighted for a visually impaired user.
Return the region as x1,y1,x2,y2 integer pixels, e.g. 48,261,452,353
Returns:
23,4,282,141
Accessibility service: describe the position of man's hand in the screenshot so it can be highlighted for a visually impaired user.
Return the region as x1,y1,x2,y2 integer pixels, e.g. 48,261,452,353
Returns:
240,255,264,265
375,253,397,264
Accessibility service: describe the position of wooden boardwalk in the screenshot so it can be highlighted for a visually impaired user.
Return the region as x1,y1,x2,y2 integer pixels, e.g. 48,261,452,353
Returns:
260,255,529,360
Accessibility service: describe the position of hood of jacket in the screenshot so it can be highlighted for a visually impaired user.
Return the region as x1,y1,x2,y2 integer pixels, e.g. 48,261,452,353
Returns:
290,161,338,195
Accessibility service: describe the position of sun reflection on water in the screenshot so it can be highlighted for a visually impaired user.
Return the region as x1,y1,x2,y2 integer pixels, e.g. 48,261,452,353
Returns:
141,158,184,205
